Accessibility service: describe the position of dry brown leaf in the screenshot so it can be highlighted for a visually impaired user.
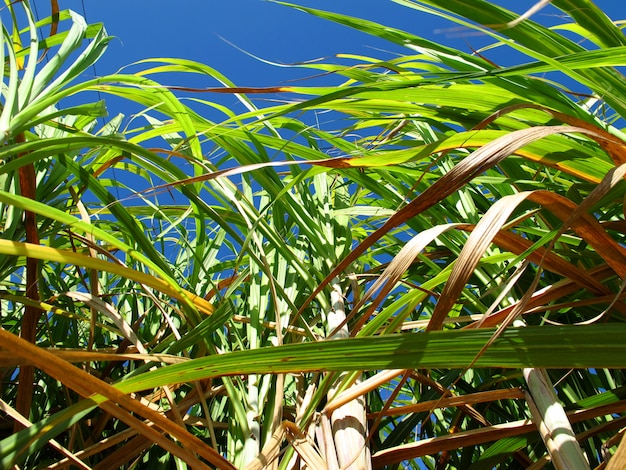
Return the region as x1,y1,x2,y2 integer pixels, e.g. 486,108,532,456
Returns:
370,388,525,417
346,224,459,336
428,192,536,331
324,369,405,415
0,328,235,470
297,125,605,323
244,422,286,470
465,265,618,328
284,421,328,470
0,399,92,470
372,399,626,467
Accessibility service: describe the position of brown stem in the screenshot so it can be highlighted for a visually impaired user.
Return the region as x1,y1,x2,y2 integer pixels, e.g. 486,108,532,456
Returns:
14,132,41,431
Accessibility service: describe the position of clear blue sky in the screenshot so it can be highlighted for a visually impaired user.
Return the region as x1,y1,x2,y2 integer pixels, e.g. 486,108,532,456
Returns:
61,1,624,90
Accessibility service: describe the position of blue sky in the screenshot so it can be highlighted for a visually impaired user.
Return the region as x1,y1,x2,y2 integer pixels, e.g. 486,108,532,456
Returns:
80,1,455,85
62,1,623,92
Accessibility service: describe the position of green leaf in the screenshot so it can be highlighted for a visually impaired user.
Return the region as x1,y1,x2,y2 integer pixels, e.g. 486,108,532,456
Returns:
116,324,626,393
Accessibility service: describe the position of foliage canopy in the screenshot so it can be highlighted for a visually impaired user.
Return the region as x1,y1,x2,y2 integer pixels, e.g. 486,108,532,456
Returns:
1,0,626,468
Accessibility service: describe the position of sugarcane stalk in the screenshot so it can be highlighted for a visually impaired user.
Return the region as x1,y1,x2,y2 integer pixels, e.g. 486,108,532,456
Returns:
326,278,372,470
515,320,589,469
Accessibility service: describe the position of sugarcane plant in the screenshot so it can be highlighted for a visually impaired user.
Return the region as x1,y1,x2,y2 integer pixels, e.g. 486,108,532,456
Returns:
0,0,625,468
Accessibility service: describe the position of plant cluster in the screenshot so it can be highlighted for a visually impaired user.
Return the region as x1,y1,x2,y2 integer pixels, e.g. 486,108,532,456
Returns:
1,0,625,468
